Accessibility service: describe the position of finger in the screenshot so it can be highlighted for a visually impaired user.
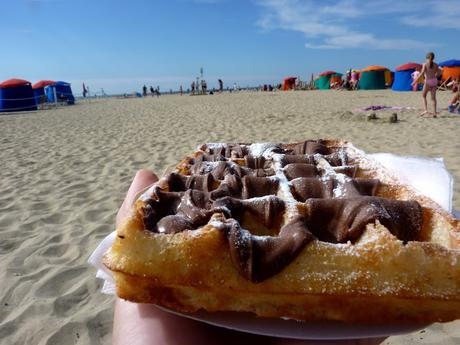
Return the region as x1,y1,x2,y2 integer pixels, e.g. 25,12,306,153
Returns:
125,169,159,206
116,169,158,227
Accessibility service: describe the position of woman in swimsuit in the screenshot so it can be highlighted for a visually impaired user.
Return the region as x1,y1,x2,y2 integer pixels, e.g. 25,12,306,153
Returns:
413,52,441,117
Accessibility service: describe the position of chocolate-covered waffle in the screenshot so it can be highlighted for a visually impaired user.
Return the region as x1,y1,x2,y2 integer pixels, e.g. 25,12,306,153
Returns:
104,140,460,323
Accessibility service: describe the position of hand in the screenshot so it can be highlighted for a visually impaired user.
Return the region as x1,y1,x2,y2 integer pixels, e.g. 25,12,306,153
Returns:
115,169,158,227
113,170,386,345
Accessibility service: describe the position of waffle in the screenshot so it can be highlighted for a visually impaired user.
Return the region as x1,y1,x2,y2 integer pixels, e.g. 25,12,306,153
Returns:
103,140,460,323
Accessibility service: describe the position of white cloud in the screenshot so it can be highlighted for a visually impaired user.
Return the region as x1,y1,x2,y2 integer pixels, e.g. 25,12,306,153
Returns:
255,0,442,50
306,35,427,50
401,0,460,30
319,0,363,18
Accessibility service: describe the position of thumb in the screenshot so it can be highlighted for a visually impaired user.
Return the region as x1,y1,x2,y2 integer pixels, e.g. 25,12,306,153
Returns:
116,170,158,227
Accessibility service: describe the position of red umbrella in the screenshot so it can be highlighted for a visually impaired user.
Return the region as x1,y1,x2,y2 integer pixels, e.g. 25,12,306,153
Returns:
319,70,336,77
396,63,422,72
0,78,31,88
32,80,55,89
360,66,387,72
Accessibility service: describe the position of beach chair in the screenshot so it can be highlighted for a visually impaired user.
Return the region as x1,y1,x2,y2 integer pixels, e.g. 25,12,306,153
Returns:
438,77,452,91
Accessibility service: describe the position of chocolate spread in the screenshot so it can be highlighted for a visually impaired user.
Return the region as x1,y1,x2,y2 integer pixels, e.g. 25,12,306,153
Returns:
142,140,423,282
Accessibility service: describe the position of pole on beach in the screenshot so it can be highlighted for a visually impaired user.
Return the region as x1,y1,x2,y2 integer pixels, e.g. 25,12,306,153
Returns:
200,67,203,95
53,87,58,108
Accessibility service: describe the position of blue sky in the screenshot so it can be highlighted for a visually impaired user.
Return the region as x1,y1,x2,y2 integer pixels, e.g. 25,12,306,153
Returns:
1,0,459,94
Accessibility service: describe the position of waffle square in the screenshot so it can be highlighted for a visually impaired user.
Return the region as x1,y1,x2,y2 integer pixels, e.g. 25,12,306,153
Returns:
103,140,460,323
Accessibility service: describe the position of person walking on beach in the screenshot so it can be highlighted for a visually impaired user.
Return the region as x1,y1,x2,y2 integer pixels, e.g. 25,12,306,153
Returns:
150,86,155,97
179,85,183,95
82,83,88,98
413,52,441,117
191,81,195,95
201,80,207,94
142,85,147,97
218,79,223,93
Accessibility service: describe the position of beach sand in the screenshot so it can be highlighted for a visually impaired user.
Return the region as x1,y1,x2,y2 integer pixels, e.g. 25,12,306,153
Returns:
1,90,459,344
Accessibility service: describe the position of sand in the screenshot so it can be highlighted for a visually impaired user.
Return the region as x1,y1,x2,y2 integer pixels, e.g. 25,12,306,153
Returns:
0,90,459,344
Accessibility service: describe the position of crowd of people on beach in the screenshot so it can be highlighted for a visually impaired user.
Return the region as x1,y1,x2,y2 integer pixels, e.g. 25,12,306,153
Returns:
143,85,161,97
346,53,459,117
140,78,230,97
134,52,459,117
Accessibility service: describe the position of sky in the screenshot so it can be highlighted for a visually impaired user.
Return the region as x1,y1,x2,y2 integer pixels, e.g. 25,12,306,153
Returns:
0,0,459,95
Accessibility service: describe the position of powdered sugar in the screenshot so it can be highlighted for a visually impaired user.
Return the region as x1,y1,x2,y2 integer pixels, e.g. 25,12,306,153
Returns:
248,143,278,158
201,142,226,152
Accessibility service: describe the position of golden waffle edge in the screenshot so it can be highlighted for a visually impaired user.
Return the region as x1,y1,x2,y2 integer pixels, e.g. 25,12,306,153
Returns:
103,139,460,323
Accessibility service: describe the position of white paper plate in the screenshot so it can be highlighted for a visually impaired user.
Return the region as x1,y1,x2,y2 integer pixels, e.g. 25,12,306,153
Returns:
157,306,430,340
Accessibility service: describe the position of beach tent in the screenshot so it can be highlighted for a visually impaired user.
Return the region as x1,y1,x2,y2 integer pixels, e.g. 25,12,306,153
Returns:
329,73,343,87
0,78,37,112
32,80,55,104
283,77,297,90
358,66,387,90
46,81,75,104
439,59,460,81
315,71,336,90
392,63,422,91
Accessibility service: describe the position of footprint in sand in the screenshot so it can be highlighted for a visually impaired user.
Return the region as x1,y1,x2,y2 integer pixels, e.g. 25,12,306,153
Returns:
83,209,109,223
35,267,86,298
0,213,20,228
89,224,113,237
39,243,69,257
0,321,17,341
45,322,85,345
48,233,63,244
86,308,112,343
53,283,90,317
40,212,69,225
0,239,22,254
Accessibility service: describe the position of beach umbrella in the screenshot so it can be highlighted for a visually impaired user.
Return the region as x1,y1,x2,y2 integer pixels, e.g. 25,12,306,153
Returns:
396,63,422,72
439,59,460,81
32,80,55,89
439,59,460,67
0,78,31,88
360,66,387,72
0,78,37,112
319,70,336,77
